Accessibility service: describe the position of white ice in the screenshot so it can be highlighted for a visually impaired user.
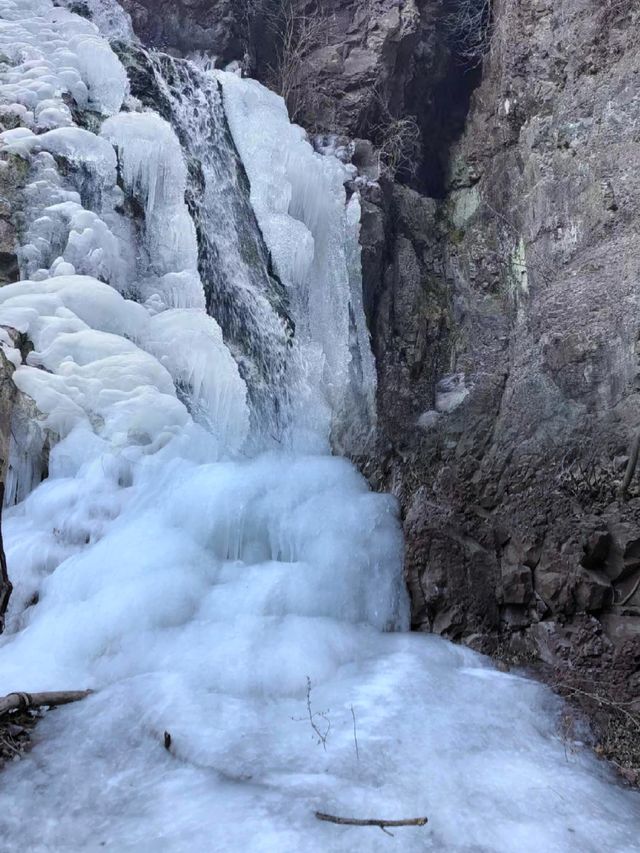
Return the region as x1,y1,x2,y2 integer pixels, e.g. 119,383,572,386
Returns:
217,71,377,445
0,2,639,852
101,111,204,310
0,0,127,126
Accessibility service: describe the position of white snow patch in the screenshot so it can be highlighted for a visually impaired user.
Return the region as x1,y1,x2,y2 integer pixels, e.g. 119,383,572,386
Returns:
435,372,471,414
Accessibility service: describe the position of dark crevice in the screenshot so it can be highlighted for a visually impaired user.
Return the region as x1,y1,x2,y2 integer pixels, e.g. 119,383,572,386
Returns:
417,61,482,198
405,2,487,199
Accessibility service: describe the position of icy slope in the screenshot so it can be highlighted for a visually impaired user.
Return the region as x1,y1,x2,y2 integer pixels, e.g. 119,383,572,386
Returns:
0,1,639,852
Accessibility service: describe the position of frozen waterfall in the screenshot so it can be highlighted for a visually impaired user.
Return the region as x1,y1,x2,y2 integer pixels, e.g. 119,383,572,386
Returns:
0,1,639,851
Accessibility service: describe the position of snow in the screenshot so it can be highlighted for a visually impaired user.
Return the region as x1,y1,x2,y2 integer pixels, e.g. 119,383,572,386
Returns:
435,372,471,413
0,1,639,851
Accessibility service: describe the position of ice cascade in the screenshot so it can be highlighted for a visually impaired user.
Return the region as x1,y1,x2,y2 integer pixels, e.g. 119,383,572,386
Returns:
0,2,638,852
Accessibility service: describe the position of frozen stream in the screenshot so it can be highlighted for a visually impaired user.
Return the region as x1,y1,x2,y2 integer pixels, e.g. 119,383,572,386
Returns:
0,1,638,850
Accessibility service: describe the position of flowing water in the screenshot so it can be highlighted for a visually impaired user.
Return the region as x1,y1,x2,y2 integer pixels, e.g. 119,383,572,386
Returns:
0,1,638,851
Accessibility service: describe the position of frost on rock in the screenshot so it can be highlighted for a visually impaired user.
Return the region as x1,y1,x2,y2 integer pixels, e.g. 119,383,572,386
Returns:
435,372,471,414
0,2,639,852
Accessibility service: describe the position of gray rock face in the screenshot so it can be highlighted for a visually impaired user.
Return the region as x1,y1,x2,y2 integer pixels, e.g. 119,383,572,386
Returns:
363,0,640,759
118,0,244,59
277,0,435,136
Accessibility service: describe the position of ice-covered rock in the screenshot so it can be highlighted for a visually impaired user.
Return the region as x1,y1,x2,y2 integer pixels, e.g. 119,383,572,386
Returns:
435,372,471,413
0,0,127,124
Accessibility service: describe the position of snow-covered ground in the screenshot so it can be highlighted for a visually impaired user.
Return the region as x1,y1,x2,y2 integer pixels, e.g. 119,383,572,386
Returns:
0,1,639,851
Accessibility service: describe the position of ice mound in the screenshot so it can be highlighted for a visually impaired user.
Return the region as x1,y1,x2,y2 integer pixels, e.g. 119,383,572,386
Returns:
0,0,127,127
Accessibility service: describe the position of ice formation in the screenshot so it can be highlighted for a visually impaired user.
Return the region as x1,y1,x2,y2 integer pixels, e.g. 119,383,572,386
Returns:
218,71,377,444
131,53,294,438
0,2,639,852
101,111,204,310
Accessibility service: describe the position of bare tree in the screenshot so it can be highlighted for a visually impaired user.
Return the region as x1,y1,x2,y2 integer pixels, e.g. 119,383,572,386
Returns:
371,86,422,179
260,0,329,124
444,0,493,66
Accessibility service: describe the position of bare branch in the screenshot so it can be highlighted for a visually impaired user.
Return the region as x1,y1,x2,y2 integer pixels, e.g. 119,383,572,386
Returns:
350,704,359,761
371,85,421,179
292,676,331,750
0,690,93,717
261,0,329,124
315,812,428,836
444,0,492,66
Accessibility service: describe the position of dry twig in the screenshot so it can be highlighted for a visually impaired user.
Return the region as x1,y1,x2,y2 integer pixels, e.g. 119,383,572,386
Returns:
350,704,359,761
315,812,428,837
292,676,331,750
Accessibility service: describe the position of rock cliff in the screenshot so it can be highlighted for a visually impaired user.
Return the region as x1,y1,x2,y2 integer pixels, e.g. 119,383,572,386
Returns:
363,0,640,773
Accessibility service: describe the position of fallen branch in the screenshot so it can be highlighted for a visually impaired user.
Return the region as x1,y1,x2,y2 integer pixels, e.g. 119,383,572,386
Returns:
0,690,93,717
315,812,428,836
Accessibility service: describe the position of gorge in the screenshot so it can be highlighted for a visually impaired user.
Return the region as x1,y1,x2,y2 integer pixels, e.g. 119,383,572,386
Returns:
0,0,639,850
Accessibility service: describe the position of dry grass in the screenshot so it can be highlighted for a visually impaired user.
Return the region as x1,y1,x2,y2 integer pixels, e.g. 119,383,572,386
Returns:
554,672,640,786
0,708,40,769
